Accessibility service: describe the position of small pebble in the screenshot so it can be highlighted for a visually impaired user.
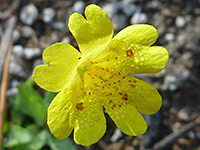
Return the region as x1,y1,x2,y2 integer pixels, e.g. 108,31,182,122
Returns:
112,14,127,31
72,1,85,14
9,55,26,78
103,3,119,18
110,128,122,142
52,21,66,30
24,48,41,60
43,8,56,23
119,1,136,16
130,12,147,24
12,45,24,58
20,3,39,25
21,26,34,38
163,75,180,91
175,16,186,28
62,37,70,44
178,108,190,121
165,33,175,41
12,29,21,43
33,59,44,69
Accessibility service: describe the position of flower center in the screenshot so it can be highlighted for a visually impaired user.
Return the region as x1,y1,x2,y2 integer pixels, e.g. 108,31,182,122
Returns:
77,56,91,75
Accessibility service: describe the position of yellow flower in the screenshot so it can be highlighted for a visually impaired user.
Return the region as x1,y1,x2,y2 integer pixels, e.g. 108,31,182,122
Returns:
33,4,169,146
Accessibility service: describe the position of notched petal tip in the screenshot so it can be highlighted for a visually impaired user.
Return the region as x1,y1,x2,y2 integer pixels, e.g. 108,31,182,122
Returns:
68,4,113,54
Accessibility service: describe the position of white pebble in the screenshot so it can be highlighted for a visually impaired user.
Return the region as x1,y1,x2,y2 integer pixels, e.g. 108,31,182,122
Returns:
43,8,56,23
130,12,147,24
165,33,175,41
20,4,39,25
175,16,186,28
12,45,24,58
24,48,41,60
73,1,85,14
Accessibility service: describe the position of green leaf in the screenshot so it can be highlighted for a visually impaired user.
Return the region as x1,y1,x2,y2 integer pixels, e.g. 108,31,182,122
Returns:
8,95,25,125
17,77,46,126
14,130,48,150
43,92,57,108
48,134,77,150
4,125,34,147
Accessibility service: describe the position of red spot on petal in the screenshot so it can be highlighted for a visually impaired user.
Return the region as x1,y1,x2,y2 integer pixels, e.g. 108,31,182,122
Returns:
115,57,118,59
131,84,135,88
76,102,84,110
113,82,116,84
119,105,122,107
123,76,126,79
107,59,110,61
126,49,134,57
109,100,112,103
134,80,137,83
89,92,91,95
94,83,100,87
107,93,112,96
128,80,131,82
122,93,128,101
118,80,121,83
119,92,122,95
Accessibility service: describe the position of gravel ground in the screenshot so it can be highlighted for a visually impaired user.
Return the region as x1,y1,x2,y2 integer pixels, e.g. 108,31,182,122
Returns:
1,0,200,150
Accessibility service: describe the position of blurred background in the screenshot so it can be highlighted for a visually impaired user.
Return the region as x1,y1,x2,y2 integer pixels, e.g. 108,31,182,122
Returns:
0,0,200,150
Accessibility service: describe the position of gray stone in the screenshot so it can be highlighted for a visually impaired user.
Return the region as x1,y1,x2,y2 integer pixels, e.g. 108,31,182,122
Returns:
10,79,20,88
142,113,162,148
130,12,147,24
110,128,122,143
177,108,190,121
7,87,18,97
21,26,34,38
24,47,41,60
62,37,70,44
163,75,180,91
175,16,186,28
52,21,66,30
119,1,137,16
20,4,39,25
12,29,21,42
12,45,24,58
9,55,27,78
102,3,119,18
33,59,44,69
72,1,85,14
165,33,175,42
112,14,127,31
43,8,56,23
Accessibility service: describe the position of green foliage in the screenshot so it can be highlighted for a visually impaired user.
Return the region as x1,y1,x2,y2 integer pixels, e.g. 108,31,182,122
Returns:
4,77,77,150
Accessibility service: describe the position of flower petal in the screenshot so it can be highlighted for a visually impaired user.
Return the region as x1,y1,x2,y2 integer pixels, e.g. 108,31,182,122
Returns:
104,100,147,136
101,73,161,135
112,24,158,46
69,4,113,54
97,44,168,75
33,42,81,92
47,88,73,140
125,77,162,114
73,101,106,146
